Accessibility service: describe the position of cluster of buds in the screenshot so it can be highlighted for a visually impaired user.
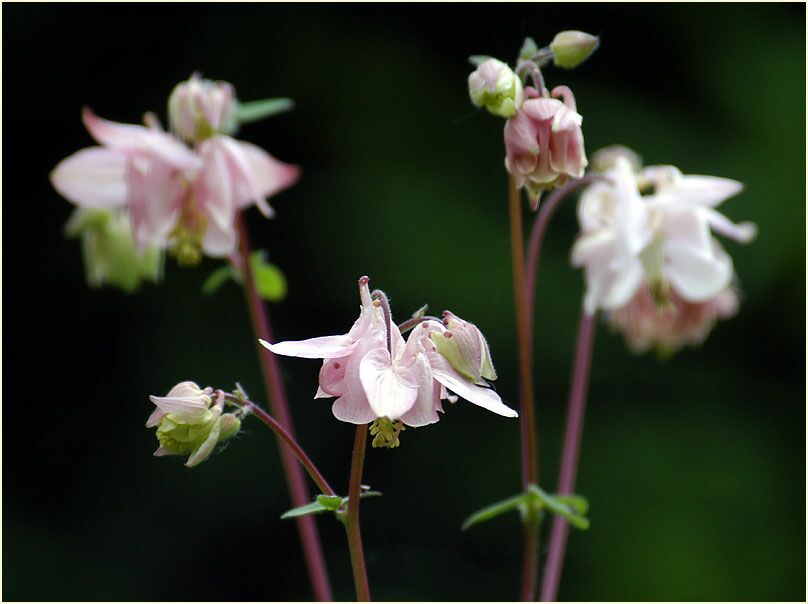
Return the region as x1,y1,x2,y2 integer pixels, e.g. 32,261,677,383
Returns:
146,382,242,467
262,276,517,445
468,31,598,208
572,146,756,354
50,74,299,286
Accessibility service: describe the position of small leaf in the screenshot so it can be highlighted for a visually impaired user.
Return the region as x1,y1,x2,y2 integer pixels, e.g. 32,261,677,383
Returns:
357,490,383,501
250,251,287,301
519,37,539,60
316,495,344,511
468,55,493,67
461,493,528,530
235,98,294,123
280,500,331,519
201,265,240,296
529,485,590,530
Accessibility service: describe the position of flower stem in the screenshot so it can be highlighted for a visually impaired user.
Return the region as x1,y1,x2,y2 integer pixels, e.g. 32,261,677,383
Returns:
235,213,333,602
346,425,372,601
507,174,540,601
539,312,596,602
222,392,337,497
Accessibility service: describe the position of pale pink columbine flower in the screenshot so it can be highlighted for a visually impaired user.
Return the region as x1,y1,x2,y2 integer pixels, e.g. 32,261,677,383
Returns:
607,284,739,355
168,73,235,143
260,277,517,430
147,381,241,467
572,148,756,352
504,85,588,208
51,104,298,262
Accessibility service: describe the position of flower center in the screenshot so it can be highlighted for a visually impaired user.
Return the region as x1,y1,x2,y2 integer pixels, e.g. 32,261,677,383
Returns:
369,417,405,449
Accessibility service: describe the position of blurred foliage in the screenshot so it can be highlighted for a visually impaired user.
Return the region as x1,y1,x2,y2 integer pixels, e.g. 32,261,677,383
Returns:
4,4,804,601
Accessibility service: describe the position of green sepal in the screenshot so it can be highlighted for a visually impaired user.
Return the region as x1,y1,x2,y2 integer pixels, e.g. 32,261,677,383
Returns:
468,55,493,67
281,491,382,520
201,264,240,295
461,485,590,531
519,37,539,60
235,98,294,124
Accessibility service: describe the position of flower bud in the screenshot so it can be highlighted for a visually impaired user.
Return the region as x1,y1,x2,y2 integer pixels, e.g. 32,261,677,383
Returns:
549,31,600,69
468,58,524,118
168,73,236,143
429,311,497,385
590,145,643,173
65,208,163,293
147,382,237,467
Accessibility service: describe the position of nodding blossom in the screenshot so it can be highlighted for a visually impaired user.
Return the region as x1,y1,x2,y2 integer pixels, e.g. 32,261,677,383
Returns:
468,58,524,118
147,382,241,467
51,77,298,265
572,147,756,353
168,73,236,143
504,85,587,208
260,277,517,438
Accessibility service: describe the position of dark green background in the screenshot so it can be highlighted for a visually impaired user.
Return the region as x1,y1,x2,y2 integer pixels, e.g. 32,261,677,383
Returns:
4,3,805,601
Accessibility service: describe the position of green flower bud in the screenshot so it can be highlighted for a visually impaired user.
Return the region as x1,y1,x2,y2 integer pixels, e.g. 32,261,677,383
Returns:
550,31,600,69
468,58,524,118
429,311,497,385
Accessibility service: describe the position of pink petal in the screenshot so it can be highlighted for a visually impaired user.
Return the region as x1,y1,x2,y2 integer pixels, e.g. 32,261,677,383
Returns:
399,355,442,428
126,155,185,248
230,139,300,209
331,394,377,424
427,352,518,418
50,147,128,208
359,348,419,420
145,408,165,428
260,335,356,359
153,446,175,457
319,358,347,397
148,394,209,423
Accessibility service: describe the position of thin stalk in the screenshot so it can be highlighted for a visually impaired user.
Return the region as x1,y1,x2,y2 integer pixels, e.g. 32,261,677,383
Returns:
346,425,371,601
539,313,596,602
508,174,540,601
222,392,336,497
235,213,333,602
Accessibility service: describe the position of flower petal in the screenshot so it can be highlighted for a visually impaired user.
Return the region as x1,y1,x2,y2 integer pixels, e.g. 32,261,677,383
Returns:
50,147,128,208
148,394,210,423
126,154,184,249
359,348,419,420
664,238,733,301
427,352,518,418
318,358,347,397
331,395,378,424
185,414,222,468
260,335,356,359
399,355,442,428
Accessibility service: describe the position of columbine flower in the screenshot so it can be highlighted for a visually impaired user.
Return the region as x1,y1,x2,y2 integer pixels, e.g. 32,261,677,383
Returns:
147,381,241,467
468,58,524,118
607,283,739,355
504,85,587,207
168,73,235,143
429,311,497,385
260,277,517,438
51,92,298,264
572,147,756,352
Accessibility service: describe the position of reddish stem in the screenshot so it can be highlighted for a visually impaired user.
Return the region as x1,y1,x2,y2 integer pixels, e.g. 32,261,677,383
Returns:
346,425,371,601
235,213,333,602
539,312,596,602
508,175,540,601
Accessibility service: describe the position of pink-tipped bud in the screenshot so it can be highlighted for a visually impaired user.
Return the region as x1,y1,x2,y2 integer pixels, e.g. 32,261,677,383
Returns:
169,73,235,143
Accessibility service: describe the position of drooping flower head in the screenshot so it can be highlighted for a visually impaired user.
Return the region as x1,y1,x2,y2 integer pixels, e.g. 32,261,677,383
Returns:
147,382,241,467
260,277,517,445
51,76,299,272
572,146,756,353
504,86,588,208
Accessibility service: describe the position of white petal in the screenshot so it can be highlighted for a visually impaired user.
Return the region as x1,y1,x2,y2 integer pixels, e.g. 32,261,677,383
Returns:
260,335,356,359
399,355,442,428
331,395,378,424
359,348,418,420
703,207,757,243
664,238,733,301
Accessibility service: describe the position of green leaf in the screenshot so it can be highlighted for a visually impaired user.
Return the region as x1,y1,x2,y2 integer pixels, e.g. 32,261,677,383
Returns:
461,493,528,530
316,495,344,511
201,265,240,295
280,500,332,519
529,485,590,530
235,98,294,124
249,251,287,301
519,37,539,60
468,55,493,67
